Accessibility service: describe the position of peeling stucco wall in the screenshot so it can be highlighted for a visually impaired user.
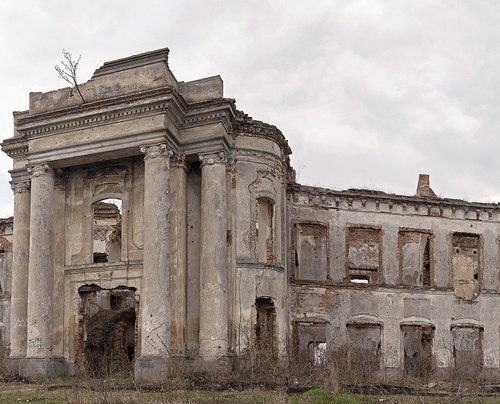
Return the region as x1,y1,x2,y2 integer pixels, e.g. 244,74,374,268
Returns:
288,183,500,379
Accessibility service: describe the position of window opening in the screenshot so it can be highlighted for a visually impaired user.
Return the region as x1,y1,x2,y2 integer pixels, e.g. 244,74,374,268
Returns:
452,326,483,378
399,231,432,288
422,237,431,287
92,198,122,263
308,341,326,366
452,233,480,300
347,227,381,285
293,223,329,281
256,198,274,264
347,324,381,374
350,275,370,284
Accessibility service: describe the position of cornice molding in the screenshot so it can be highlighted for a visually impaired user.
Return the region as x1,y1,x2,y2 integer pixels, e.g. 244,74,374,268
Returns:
18,101,171,138
288,184,500,223
234,115,290,154
17,87,183,126
1,142,29,159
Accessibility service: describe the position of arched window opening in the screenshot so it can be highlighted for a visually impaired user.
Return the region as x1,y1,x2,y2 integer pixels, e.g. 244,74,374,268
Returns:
256,197,274,264
92,198,122,264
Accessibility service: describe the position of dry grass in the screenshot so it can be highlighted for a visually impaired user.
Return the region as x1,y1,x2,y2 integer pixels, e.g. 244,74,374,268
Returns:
0,378,499,404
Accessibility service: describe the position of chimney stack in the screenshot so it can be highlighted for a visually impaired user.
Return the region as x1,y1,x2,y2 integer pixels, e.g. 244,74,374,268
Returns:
416,174,437,198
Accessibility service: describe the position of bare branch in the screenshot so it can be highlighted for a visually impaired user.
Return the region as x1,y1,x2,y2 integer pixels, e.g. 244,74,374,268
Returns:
54,49,86,103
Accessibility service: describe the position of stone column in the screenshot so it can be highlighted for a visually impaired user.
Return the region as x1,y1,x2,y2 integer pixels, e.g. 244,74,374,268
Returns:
198,151,228,359
26,164,55,359
136,144,172,379
9,180,30,357
170,152,187,356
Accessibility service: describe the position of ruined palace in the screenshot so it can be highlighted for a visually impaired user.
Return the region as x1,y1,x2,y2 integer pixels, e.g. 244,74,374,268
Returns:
1,48,500,381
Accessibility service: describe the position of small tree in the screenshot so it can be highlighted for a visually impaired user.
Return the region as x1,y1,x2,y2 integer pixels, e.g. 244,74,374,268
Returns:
55,49,86,103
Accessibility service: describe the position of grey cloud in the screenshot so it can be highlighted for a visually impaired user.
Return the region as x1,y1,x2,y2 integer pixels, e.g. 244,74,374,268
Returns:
2,0,500,218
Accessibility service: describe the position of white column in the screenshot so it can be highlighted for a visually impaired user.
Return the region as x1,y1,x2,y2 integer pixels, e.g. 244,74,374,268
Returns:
139,144,172,357
26,164,54,357
9,180,30,357
170,152,187,356
198,151,228,359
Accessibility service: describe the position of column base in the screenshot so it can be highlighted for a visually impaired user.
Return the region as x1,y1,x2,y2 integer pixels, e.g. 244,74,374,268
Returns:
3,357,24,375
19,357,68,380
135,356,169,385
134,355,233,385
190,354,232,372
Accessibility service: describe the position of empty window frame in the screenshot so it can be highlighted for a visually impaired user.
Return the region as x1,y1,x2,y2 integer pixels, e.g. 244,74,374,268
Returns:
452,233,480,300
347,227,381,284
92,199,122,263
347,323,381,373
399,230,432,287
293,223,329,281
293,321,327,368
401,324,434,377
256,198,274,264
452,325,483,377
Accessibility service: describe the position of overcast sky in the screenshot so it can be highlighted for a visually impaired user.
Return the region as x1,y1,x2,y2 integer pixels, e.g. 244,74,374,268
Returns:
1,0,500,217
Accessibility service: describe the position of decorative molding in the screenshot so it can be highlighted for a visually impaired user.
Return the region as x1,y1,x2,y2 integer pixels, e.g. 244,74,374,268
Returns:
2,143,29,158
140,144,172,160
27,164,53,178
19,101,170,138
288,184,500,223
199,151,228,166
11,181,30,194
234,116,290,153
184,111,228,125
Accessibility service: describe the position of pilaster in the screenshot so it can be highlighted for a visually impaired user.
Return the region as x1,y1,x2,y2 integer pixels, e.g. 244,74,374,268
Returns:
170,152,187,356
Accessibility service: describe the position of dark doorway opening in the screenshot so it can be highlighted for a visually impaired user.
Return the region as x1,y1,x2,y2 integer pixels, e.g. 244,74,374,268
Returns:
255,297,277,367
76,285,137,376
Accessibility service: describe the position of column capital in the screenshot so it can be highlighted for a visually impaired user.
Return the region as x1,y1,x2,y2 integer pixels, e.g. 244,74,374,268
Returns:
140,143,173,160
27,164,53,179
170,152,187,169
199,151,228,167
11,180,31,194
